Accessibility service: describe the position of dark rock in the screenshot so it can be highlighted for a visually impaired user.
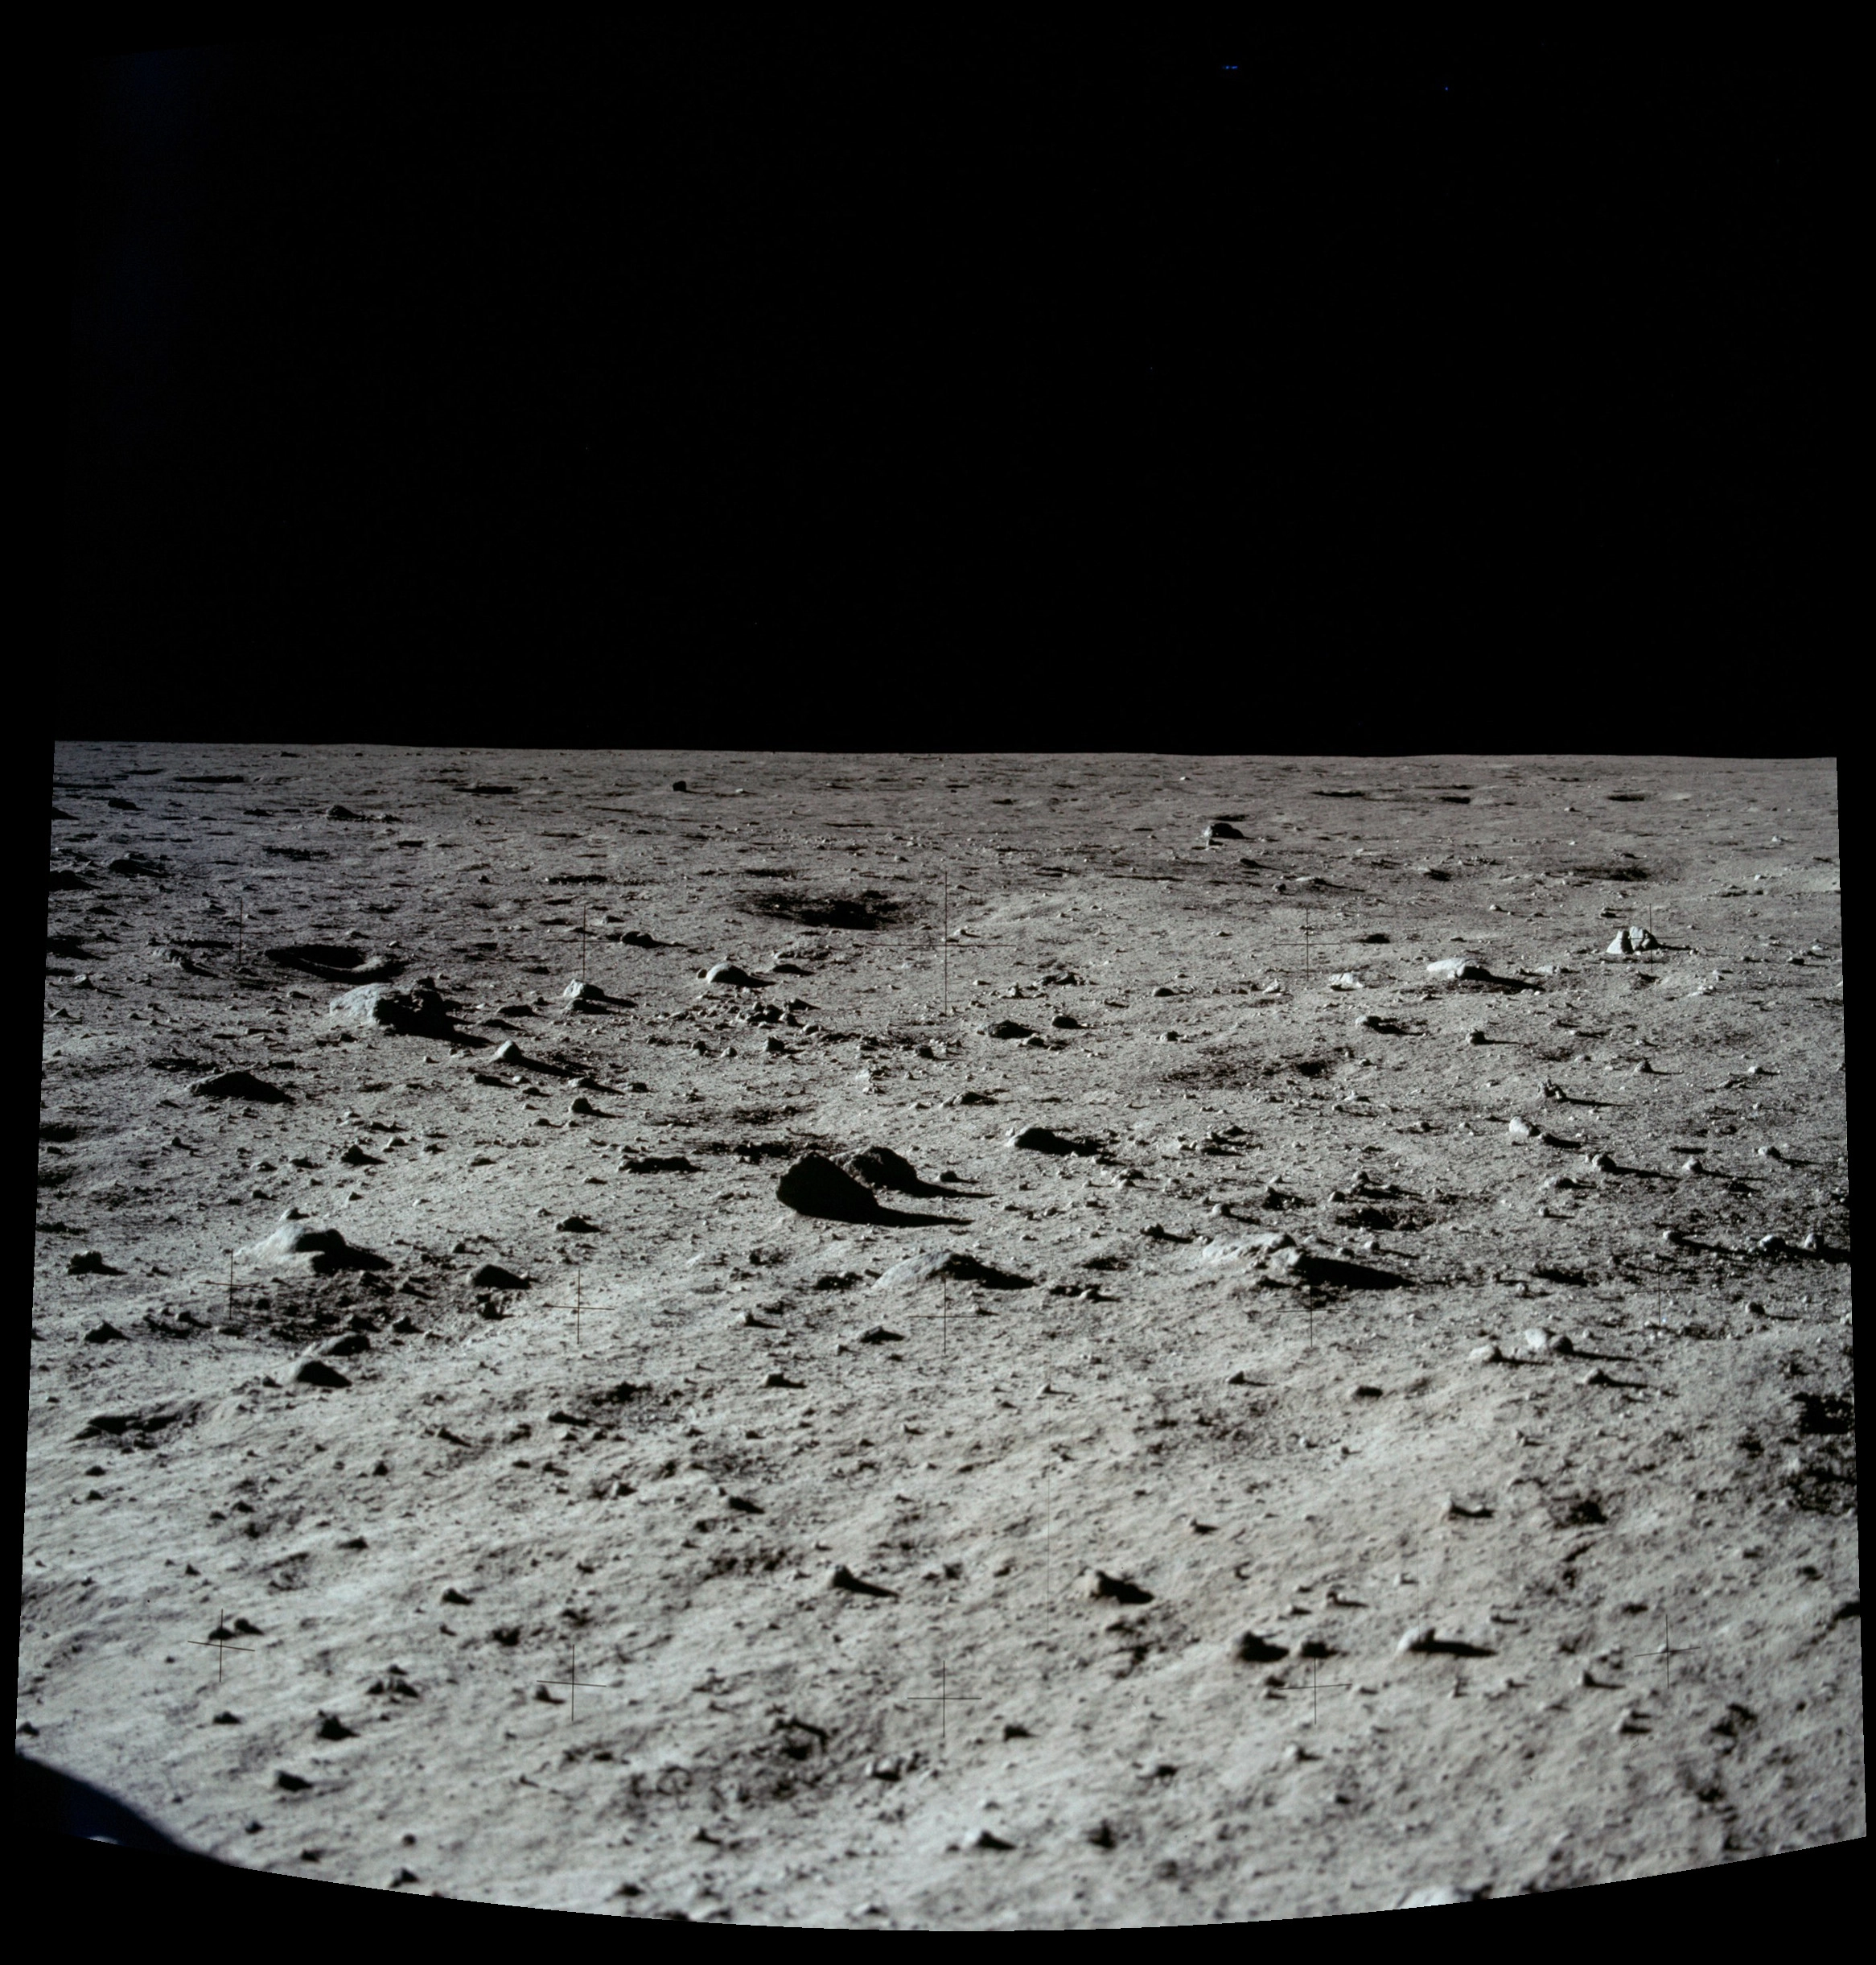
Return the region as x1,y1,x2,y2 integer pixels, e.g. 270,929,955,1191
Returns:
1273,1249,1408,1290
1010,1125,1101,1157
107,855,165,877
246,1221,390,1275
1084,1570,1153,1605
829,1564,898,1598
987,1020,1034,1040
67,1250,122,1275
858,1324,905,1344
840,1145,942,1195
315,1716,357,1740
622,1155,696,1173
325,805,365,820
555,1215,601,1233
83,1320,128,1342
468,1264,530,1290
189,1070,290,1104
322,1332,371,1357
338,1145,381,1167
294,1360,352,1388
1050,1013,1082,1029
776,1154,885,1222
1203,822,1245,842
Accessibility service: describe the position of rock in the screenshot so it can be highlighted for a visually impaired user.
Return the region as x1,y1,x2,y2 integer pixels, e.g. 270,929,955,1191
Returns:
987,1020,1034,1040
1235,1633,1289,1662
294,1359,352,1388
1585,1151,1618,1172
1347,1383,1384,1399
1272,1248,1405,1290
490,1040,526,1065
1083,1570,1153,1605
1469,1343,1504,1364
1397,1885,1480,1908
704,962,759,988
622,1155,696,1173
1050,1012,1082,1029
840,1145,932,1194
83,1320,128,1342
1009,1125,1101,1157
776,1155,885,1222
321,1332,370,1357
467,1263,529,1290
873,1250,1033,1291
562,978,605,1002
1426,958,1487,982
326,804,364,820
1521,1329,1574,1354
1191,1233,1294,1266
66,1250,121,1275
1578,1367,1615,1386
338,1145,381,1167
1396,1626,1438,1654
1203,822,1245,842
829,1564,897,1598
763,1371,804,1389
570,1097,595,1115
555,1215,600,1234
1507,1118,1535,1141
327,982,455,1039
858,1324,905,1344
189,1069,290,1104
245,1221,390,1275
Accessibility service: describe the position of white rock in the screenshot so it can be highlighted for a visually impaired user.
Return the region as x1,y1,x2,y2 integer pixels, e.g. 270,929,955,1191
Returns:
1396,1626,1438,1654
1507,1118,1535,1141
1426,958,1487,982
1468,1343,1503,1364
1397,1885,1479,1908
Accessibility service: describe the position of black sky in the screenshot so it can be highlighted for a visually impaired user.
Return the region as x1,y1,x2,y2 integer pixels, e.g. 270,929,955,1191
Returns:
60,27,1825,746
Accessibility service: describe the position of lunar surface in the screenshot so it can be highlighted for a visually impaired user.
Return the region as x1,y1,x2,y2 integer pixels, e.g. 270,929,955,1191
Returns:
26,747,1857,1922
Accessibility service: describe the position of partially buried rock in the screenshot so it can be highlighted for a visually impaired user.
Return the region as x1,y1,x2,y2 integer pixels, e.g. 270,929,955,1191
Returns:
858,1324,905,1344
294,1359,352,1388
468,1263,530,1290
704,962,759,988
840,1145,935,1194
873,1250,1033,1290
1271,1248,1405,1290
245,1221,390,1275
986,1020,1034,1040
190,1069,290,1104
1203,822,1245,842
1235,1632,1289,1662
1083,1570,1154,1605
1010,1125,1101,1157
555,1215,600,1234
829,1565,897,1598
622,1155,694,1173
67,1250,122,1275
1426,958,1489,983
327,982,455,1039
84,1321,128,1342
776,1154,885,1222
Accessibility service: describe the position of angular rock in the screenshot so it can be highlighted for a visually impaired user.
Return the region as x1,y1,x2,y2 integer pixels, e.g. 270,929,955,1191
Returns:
66,1250,121,1276
1272,1248,1406,1290
829,1564,898,1598
775,1154,885,1222
244,1221,390,1275
704,962,759,988
294,1359,352,1388
1191,1233,1294,1267
1084,1570,1154,1605
1009,1125,1101,1157
840,1145,933,1194
1426,958,1487,982
1203,821,1245,842
1235,1632,1289,1662
621,1155,695,1174
873,1250,1034,1291
857,1324,905,1344
327,982,455,1039
1396,1626,1438,1654
189,1069,290,1104
83,1321,128,1342
555,1215,600,1234
468,1263,530,1290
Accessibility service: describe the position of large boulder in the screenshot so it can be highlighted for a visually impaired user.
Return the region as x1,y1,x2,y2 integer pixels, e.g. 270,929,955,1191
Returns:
243,1219,390,1275
327,980,455,1038
775,1155,884,1222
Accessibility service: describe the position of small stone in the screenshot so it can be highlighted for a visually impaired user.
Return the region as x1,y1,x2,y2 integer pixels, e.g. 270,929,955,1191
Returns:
1203,822,1245,842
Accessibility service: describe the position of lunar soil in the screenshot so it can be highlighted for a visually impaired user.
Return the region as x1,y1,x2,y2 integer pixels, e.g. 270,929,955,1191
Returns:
23,748,1857,1923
